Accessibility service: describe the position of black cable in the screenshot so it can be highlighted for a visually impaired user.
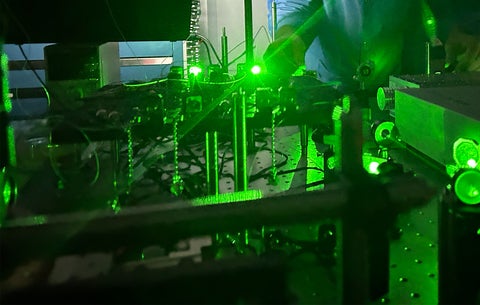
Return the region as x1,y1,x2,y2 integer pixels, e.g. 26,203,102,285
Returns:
255,25,272,44
278,166,324,175
194,33,223,67
2,1,31,42
227,25,273,67
199,39,213,66
228,25,272,55
229,50,247,67
17,45,99,123
9,47,38,118
305,179,325,189
249,149,289,182
179,148,205,172
47,118,101,186
104,0,140,63
18,45,48,90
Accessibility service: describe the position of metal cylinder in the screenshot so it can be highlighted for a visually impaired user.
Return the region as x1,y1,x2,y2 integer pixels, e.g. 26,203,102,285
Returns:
206,131,219,196
271,1,278,41
233,92,248,192
376,87,395,111
244,0,254,70
221,28,229,73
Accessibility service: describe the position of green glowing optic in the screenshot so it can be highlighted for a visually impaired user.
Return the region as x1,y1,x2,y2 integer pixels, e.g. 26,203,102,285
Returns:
453,138,480,168
189,66,202,76
374,121,395,144
477,228,480,236
454,170,480,205
251,65,261,75
368,161,380,175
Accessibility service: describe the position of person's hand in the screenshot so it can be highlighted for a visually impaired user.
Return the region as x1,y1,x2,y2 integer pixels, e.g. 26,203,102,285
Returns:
263,25,307,76
444,25,480,72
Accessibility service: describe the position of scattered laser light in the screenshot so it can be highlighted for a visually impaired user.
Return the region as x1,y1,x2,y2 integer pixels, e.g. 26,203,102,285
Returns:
467,158,478,168
368,161,380,175
189,66,202,76
251,65,261,75
3,181,11,206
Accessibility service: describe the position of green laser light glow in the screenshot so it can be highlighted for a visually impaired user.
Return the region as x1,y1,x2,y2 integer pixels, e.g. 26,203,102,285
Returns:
189,66,202,76
193,190,263,206
3,181,11,206
368,161,380,175
251,65,261,75
467,159,478,168
1,52,12,113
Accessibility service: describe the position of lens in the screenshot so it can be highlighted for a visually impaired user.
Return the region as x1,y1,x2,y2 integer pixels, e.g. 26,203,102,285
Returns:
454,170,480,205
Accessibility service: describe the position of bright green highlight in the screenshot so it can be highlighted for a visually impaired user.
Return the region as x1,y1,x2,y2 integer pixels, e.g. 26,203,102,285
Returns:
342,96,351,114
7,126,16,166
306,131,325,191
477,228,480,236
363,154,387,175
446,165,458,178
189,66,202,76
1,52,12,113
368,161,380,175
292,65,306,76
193,189,263,206
1,167,6,204
251,65,261,75
454,170,480,205
0,167,16,210
124,78,167,87
110,198,121,213
467,159,478,168
3,179,11,206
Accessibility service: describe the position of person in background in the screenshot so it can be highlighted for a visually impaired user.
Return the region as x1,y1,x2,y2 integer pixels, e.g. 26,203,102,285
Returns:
263,0,480,93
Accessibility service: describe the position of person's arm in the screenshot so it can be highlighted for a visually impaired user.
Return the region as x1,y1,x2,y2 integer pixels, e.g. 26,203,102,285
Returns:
445,25,480,71
428,0,480,71
263,0,323,76
263,25,307,76
446,1,480,71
